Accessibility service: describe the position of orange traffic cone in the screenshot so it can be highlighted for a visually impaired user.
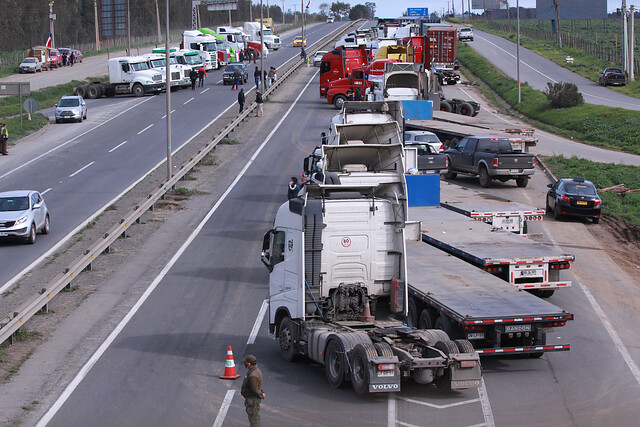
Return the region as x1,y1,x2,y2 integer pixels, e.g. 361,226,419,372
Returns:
220,345,241,380
359,298,374,322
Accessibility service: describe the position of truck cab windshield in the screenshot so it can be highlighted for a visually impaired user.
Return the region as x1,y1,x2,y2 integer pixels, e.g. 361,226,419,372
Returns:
183,55,201,65
149,59,166,68
130,62,151,71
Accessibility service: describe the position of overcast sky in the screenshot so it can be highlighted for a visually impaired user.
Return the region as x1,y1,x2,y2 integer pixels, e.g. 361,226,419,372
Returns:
296,1,628,17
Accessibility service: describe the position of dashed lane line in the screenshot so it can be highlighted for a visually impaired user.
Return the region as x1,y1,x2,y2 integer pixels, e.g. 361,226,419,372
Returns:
69,161,95,178
137,124,154,134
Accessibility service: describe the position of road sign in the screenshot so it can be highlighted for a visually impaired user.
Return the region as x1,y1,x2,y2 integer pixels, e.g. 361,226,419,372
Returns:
407,7,429,17
23,98,39,114
0,82,30,96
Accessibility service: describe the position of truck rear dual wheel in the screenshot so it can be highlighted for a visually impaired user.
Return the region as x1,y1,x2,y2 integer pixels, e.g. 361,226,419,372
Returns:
419,309,434,329
456,102,474,116
86,85,101,99
433,340,460,390
75,85,87,98
350,343,378,394
440,101,452,112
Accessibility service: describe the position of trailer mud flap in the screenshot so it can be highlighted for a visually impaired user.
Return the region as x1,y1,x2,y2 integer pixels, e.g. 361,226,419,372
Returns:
366,355,401,393
449,354,482,390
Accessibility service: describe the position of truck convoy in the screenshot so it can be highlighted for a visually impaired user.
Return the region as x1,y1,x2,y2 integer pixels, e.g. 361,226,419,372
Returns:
74,56,164,98
182,30,220,70
145,51,191,89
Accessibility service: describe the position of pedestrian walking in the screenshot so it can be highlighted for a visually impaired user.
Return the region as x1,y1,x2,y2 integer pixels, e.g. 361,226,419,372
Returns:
189,69,198,90
287,177,301,200
238,88,245,113
255,91,264,118
254,66,261,89
300,47,306,61
241,355,265,427
232,67,242,90
197,67,207,87
263,69,268,89
0,123,9,155
69,51,75,67
355,87,362,101
268,67,276,88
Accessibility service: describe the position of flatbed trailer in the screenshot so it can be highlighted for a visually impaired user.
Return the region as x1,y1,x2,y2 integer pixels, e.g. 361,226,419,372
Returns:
406,239,573,355
410,205,574,297
440,182,545,234
406,111,538,151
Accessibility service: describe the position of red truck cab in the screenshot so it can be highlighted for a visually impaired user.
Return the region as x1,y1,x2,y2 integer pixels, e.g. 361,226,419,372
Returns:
326,59,397,109
319,45,368,97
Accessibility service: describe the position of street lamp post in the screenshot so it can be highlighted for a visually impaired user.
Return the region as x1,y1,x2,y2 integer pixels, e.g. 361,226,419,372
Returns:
261,0,265,93
517,0,521,103
165,0,172,180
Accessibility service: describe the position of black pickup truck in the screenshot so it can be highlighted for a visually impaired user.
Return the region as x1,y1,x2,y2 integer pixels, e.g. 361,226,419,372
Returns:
444,136,535,188
406,142,448,174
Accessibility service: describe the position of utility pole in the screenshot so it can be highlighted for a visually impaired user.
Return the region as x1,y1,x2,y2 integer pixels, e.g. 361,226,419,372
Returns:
461,0,464,20
517,0,521,103
468,0,471,20
49,1,56,48
250,0,253,22
301,0,305,45
629,4,635,81
229,9,232,26
261,0,265,93
127,0,131,55
165,0,172,181
94,0,101,50
483,0,486,23
267,0,270,19
553,0,561,48
155,0,162,45
622,1,629,75
282,0,285,25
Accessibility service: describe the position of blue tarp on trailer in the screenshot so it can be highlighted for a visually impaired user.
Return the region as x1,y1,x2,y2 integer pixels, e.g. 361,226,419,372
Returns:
401,100,433,120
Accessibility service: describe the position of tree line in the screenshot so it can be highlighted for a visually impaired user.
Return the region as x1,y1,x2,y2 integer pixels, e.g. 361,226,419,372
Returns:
0,0,326,53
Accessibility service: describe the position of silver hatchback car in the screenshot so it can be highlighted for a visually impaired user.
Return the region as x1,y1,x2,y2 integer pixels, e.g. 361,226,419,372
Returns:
55,95,87,123
0,190,50,244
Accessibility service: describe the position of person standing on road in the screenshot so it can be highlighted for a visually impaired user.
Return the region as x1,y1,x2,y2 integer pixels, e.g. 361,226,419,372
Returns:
267,67,276,88
69,51,75,67
232,67,242,90
238,88,245,113
241,355,265,427
189,69,198,90
355,87,362,101
0,123,9,155
197,67,207,87
255,90,264,118
254,66,261,89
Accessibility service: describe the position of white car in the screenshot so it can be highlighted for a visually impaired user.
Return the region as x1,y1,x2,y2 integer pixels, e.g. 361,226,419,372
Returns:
55,95,87,123
0,190,50,244
313,51,328,66
19,57,42,73
405,131,444,153
458,27,474,41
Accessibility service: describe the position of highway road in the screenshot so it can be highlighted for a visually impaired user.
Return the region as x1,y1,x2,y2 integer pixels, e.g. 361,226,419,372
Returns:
30,52,640,427
0,21,348,294
464,29,640,112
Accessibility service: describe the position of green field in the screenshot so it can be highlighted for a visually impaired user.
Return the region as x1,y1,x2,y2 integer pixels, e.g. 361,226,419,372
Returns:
542,155,640,226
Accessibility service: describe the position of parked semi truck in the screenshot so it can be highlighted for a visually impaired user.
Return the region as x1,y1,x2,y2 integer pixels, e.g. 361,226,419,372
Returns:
262,141,482,394
144,52,191,89
243,22,281,51
182,30,219,70
440,182,545,234
319,45,369,97
74,56,164,98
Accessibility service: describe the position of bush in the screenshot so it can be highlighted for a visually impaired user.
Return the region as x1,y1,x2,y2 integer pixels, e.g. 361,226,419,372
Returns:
545,82,584,108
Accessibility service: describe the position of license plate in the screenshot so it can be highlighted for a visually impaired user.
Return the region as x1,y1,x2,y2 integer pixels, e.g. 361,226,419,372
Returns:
505,324,532,333
576,200,588,205
377,371,395,377
510,169,522,173
520,269,538,276
467,332,485,340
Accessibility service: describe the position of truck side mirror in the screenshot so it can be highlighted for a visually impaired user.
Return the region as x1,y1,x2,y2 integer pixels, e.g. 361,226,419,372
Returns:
547,183,553,188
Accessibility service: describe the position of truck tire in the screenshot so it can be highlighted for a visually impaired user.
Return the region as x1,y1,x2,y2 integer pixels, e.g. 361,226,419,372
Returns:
439,101,452,112
132,83,145,97
478,167,491,188
74,85,87,98
453,339,475,354
325,339,347,388
373,342,394,357
86,84,100,99
407,299,418,328
419,309,434,329
516,176,529,188
434,340,460,390
456,102,474,116
333,95,347,110
104,87,116,97
279,317,298,361
444,169,457,180
349,343,377,394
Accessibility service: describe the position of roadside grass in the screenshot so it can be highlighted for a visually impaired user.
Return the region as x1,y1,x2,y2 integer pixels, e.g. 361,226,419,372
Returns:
456,42,640,155
542,155,640,226
462,20,640,98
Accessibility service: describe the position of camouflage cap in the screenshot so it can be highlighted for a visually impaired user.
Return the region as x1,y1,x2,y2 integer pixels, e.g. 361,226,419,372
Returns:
244,355,257,364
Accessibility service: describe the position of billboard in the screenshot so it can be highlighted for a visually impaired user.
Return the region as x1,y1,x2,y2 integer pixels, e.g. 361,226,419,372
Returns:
536,0,606,20
471,0,506,10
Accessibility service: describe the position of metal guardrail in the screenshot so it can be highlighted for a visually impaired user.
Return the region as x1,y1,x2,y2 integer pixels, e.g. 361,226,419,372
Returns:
0,20,363,346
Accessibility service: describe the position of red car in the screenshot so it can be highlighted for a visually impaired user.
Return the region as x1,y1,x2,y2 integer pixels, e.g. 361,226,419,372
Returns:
48,49,60,68
72,49,83,63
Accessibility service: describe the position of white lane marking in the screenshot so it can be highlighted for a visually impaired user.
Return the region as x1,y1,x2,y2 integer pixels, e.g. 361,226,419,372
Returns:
35,68,321,427
396,421,421,427
388,393,397,427
212,390,235,427
137,124,154,134
400,396,481,409
41,188,52,195
200,88,210,94
247,299,268,345
184,97,195,105
0,97,153,181
478,378,496,427
109,141,127,153
68,161,95,178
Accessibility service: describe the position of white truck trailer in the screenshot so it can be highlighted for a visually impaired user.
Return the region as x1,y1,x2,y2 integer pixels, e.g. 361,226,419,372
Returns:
262,142,482,394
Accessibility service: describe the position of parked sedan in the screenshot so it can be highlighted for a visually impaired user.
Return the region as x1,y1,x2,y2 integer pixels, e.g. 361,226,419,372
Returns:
72,49,83,63
55,95,87,123
313,50,328,66
19,57,42,73
0,190,50,244
546,177,602,223
598,67,626,86
222,62,249,85
405,130,444,153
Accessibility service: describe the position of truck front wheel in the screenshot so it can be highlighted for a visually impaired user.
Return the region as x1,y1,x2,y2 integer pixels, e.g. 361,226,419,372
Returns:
132,84,144,97
478,167,491,188
333,95,346,110
325,340,347,388
278,317,298,362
